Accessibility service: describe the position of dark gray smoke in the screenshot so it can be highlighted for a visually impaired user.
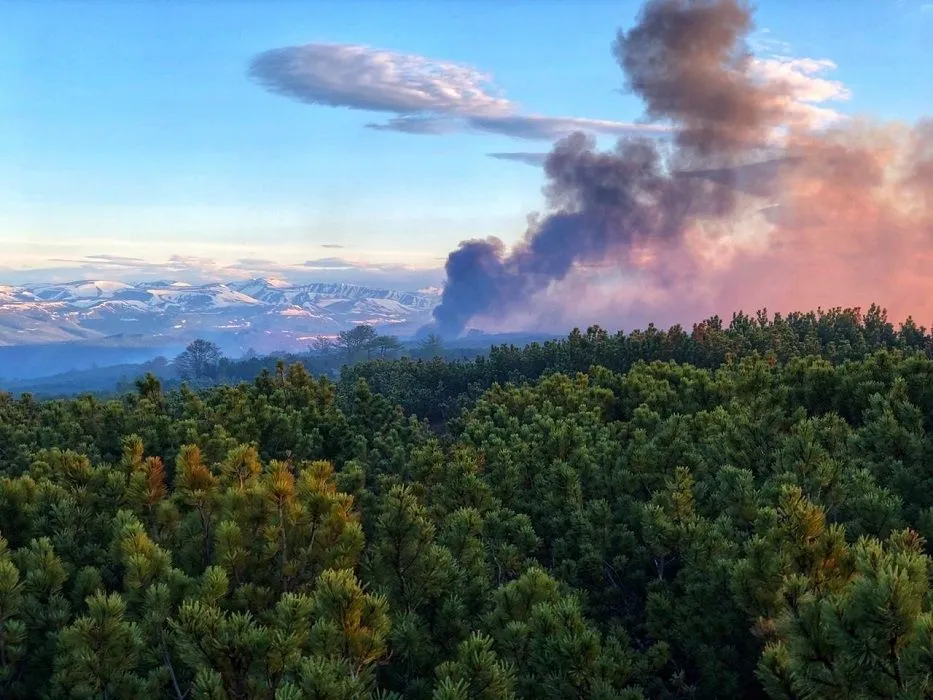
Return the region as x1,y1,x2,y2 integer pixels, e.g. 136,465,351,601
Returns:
614,0,784,155
430,0,790,337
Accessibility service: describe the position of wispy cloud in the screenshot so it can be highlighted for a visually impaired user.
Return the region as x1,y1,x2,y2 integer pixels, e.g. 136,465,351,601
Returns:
748,29,793,56
1,254,444,291
487,152,549,166
250,39,852,150
468,115,669,141
234,257,277,267
249,43,669,142
83,254,151,265
320,243,346,249
302,257,359,269
365,116,465,135
367,114,668,140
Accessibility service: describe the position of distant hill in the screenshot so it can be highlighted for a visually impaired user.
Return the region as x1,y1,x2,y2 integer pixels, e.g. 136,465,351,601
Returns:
0,329,561,396
0,277,441,377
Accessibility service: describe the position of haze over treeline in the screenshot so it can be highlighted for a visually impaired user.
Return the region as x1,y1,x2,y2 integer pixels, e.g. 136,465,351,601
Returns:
430,0,933,337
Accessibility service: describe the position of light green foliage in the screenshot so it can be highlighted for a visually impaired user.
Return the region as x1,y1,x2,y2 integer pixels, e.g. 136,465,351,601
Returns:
51,591,158,699
433,632,515,700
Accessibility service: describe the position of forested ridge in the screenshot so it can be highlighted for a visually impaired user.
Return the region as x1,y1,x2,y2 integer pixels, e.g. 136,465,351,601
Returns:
4,306,933,698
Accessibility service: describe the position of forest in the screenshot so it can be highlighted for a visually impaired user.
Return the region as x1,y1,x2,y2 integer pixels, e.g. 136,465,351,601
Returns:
4,305,933,698
0,329,551,399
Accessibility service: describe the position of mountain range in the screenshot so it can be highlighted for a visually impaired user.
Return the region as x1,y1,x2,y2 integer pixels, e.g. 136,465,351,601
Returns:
0,278,441,354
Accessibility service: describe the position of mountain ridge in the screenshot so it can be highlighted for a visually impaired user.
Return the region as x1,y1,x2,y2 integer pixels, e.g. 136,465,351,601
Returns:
0,277,440,351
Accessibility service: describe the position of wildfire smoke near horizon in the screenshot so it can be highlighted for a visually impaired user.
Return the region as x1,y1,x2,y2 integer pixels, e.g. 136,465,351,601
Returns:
429,0,933,337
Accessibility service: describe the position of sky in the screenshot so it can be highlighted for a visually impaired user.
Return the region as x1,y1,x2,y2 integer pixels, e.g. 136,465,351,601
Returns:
1,0,932,289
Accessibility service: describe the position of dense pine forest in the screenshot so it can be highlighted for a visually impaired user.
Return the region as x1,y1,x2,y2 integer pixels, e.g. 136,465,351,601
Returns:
5,305,933,699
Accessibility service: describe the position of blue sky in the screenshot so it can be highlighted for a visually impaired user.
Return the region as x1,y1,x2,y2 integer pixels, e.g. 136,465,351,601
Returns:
1,0,931,287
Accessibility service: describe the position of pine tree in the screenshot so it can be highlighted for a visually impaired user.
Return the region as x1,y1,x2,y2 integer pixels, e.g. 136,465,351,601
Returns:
432,632,516,700
52,591,159,699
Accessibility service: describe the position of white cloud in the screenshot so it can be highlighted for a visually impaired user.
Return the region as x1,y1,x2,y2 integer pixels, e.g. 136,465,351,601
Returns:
753,57,851,103
249,40,853,148
250,43,668,142
249,43,512,117
750,56,852,129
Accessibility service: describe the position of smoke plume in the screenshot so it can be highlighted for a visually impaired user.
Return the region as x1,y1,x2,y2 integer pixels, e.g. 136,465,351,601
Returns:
430,0,933,336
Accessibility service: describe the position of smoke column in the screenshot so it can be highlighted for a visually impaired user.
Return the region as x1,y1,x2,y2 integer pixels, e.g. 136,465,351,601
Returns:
429,0,933,336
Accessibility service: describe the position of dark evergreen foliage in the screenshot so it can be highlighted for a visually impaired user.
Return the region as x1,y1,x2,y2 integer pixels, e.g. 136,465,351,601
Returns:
3,305,933,698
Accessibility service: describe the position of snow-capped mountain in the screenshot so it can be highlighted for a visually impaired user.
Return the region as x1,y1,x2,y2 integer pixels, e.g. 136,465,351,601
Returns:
0,278,440,352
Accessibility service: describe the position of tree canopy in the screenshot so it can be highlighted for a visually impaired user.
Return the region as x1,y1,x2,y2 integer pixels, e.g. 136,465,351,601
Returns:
174,339,223,382
3,304,933,698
